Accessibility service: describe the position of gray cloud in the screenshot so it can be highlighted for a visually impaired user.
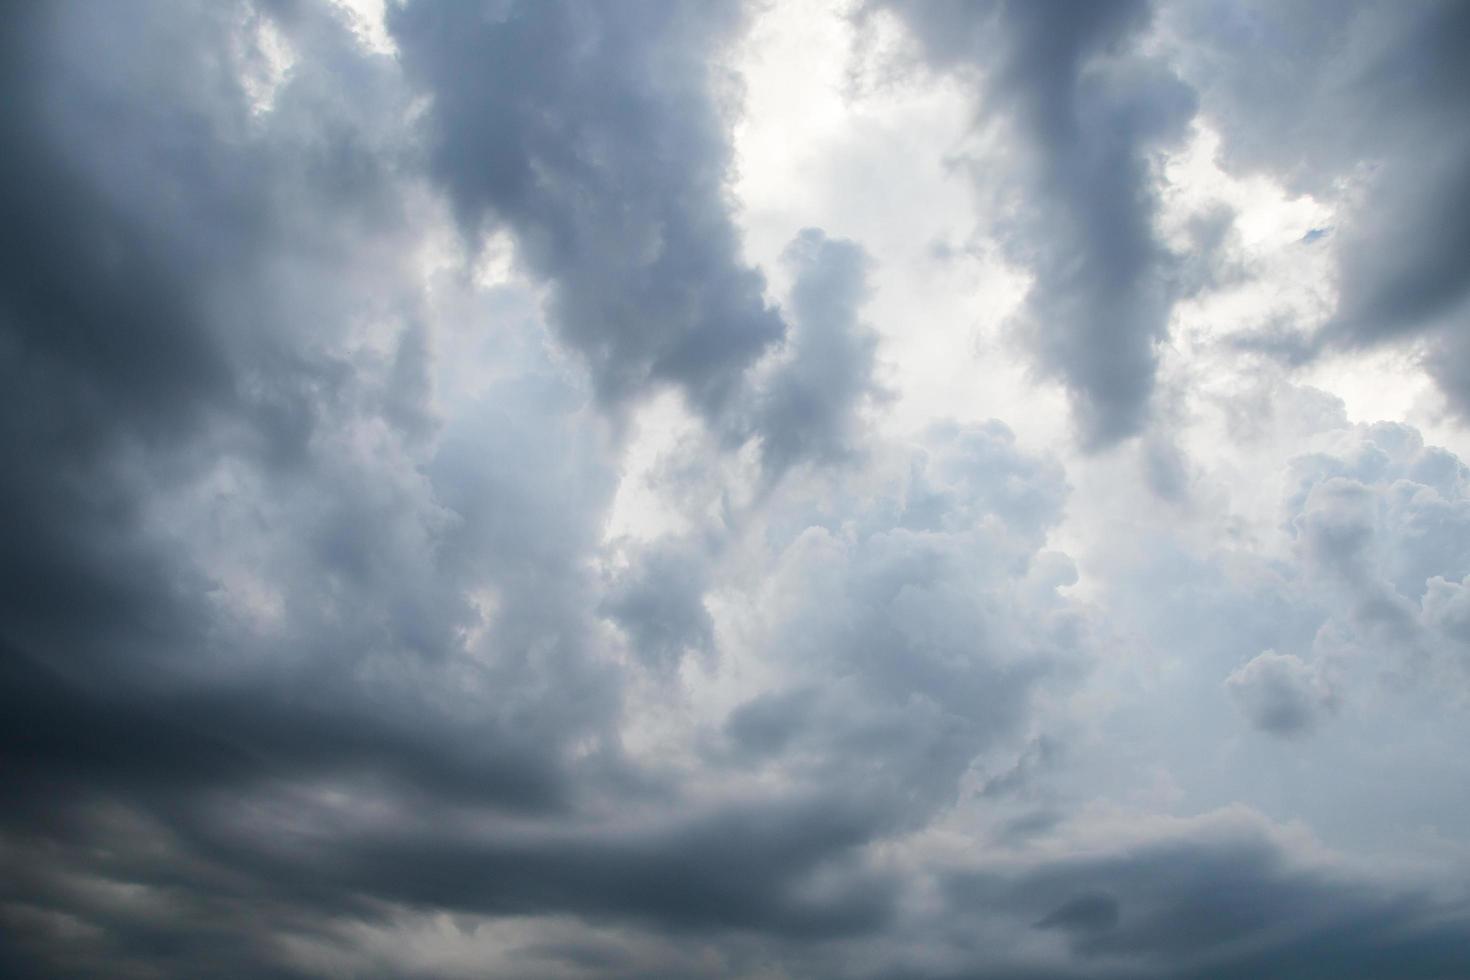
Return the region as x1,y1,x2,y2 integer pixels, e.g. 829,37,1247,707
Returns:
1226,650,1336,737
601,537,715,672
389,0,785,424
0,4,1018,972
1167,0,1470,413
710,420,1082,831
5,2,1470,978
0,0,633,969
750,229,883,473
933,812,1470,980
1277,423,1470,699
874,0,1198,447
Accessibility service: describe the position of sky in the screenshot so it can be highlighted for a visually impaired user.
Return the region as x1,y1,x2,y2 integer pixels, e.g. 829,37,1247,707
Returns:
2,1,1470,977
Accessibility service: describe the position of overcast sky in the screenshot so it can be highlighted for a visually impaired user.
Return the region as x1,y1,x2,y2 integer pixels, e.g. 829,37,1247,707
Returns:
3,1,1470,977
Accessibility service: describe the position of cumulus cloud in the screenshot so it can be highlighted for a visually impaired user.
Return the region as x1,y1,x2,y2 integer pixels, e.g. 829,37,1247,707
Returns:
708,419,1086,829
1226,650,1337,736
4,1,1470,977
1284,423,1470,679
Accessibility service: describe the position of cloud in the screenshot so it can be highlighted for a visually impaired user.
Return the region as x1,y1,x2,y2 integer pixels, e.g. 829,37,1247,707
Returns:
1166,0,1470,413
1285,423,1470,674
4,1,1470,977
1226,650,1337,737
0,5,1067,969
600,536,715,672
749,229,883,473
707,419,1085,834
0,0,630,968
388,0,785,425
872,0,1198,447
932,808,1470,980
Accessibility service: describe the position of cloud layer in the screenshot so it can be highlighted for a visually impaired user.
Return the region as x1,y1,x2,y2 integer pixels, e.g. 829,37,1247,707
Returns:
3,1,1470,977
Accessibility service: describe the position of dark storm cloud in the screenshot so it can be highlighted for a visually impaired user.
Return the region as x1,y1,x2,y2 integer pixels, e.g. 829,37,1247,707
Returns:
0,0,421,667
0,2,992,974
0,3,245,667
1169,0,1470,412
1,0,384,741
315,794,898,939
0,0,622,971
7,2,1470,978
875,0,1197,447
932,816,1470,980
388,0,786,424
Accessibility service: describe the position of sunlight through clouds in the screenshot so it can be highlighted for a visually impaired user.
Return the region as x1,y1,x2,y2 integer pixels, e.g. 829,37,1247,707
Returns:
3,1,1470,977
